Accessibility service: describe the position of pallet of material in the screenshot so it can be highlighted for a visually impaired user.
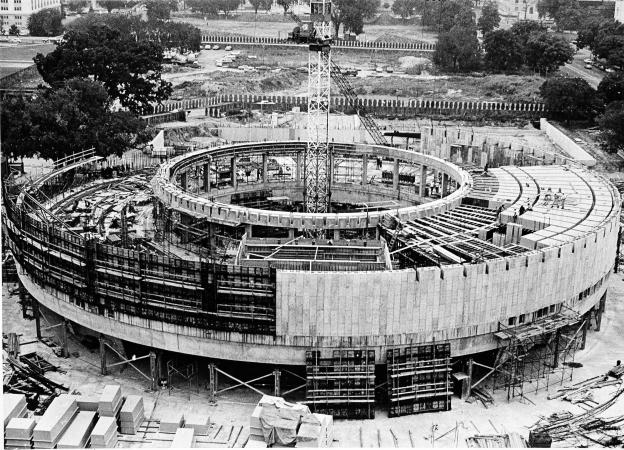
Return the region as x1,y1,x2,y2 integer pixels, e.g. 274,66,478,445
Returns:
159,412,184,434
184,414,210,436
98,385,123,417
90,416,118,448
171,427,196,448
295,413,333,448
32,394,78,447
119,395,144,435
57,411,98,449
5,417,36,448
75,396,100,412
4,393,28,428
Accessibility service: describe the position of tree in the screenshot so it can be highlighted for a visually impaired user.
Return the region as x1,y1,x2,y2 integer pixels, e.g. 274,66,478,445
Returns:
67,0,88,12
331,0,379,36
525,32,574,73
213,0,241,18
421,0,474,32
483,29,524,72
0,78,150,160
276,0,293,14
478,1,500,35
28,8,63,36
434,25,481,72
34,24,172,114
576,15,607,49
555,1,584,31
597,101,624,151
598,72,624,104
187,0,219,14
593,26,624,68
392,0,418,19
98,0,119,13
9,24,20,35
145,0,177,21
539,77,603,121
249,0,271,14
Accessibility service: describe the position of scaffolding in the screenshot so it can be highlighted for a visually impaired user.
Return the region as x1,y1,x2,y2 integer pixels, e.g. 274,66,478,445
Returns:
473,312,585,403
386,343,452,417
305,349,375,419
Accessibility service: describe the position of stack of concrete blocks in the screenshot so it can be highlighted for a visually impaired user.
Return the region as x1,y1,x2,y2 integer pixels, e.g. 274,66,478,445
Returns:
90,416,118,448
4,393,28,428
5,418,36,448
506,223,523,245
75,396,99,412
159,412,184,433
98,385,123,418
57,411,98,449
119,395,144,435
184,414,210,436
295,414,333,448
32,395,78,449
171,427,196,448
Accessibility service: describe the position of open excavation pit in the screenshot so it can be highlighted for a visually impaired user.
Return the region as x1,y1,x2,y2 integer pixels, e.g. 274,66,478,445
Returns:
3,141,620,419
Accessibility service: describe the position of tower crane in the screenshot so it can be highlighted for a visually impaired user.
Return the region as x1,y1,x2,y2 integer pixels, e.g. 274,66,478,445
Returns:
290,1,390,215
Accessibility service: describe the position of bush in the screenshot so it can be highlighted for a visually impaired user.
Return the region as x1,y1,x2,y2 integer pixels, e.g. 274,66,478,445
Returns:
28,8,63,36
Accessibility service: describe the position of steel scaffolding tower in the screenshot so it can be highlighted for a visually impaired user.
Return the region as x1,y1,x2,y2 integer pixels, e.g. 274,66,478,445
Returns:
304,0,332,214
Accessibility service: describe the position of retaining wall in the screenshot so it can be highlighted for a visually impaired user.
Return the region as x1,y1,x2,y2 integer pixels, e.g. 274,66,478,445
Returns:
540,119,597,167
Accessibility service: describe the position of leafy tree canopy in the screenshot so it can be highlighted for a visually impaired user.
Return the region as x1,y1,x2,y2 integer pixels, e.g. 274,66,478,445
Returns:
421,0,474,33
0,78,151,161
525,32,574,73
478,1,500,35
145,0,177,21
249,0,272,14
483,29,524,72
392,0,418,19
539,77,603,121
67,0,88,12
597,101,624,152
434,24,481,72
9,24,20,35
597,72,624,104
331,0,379,36
276,0,293,14
34,23,172,114
27,8,63,36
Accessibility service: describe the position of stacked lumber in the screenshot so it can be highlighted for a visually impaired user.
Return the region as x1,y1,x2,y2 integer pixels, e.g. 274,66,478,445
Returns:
5,417,36,449
119,395,144,435
159,412,184,433
32,394,78,449
57,411,97,449
466,434,521,448
98,385,123,417
90,416,118,448
171,427,196,448
249,405,264,443
4,393,28,427
548,375,621,403
75,396,99,412
184,414,210,436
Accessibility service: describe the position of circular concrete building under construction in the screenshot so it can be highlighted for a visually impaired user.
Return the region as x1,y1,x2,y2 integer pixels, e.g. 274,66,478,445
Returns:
3,141,620,418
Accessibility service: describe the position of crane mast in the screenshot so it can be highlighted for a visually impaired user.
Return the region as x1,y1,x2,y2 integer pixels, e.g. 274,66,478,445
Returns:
304,0,332,214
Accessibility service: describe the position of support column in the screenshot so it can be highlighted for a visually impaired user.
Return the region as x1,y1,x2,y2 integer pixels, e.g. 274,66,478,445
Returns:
150,351,158,391
245,224,253,238
393,158,400,191
274,369,281,396
329,152,335,184
580,316,589,350
180,171,188,192
295,152,302,185
203,163,210,193
552,329,561,368
231,157,237,189
442,173,449,197
362,154,368,185
464,358,473,400
262,154,268,184
208,363,216,403
99,335,107,376
333,229,340,240
209,223,217,255
420,164,427,197
33,299,42,340
288,228,295,239
61,320,69,358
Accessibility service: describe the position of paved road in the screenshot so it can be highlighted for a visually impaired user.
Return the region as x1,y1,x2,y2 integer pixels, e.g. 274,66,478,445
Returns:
560,48,605,89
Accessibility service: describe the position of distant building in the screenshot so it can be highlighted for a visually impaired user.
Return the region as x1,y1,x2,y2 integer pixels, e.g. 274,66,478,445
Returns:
616,0,624,22
0,0,61,32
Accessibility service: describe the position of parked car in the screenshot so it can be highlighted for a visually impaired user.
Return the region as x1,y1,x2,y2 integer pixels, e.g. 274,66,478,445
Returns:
605,67,615,73
212,44,220,50
583,58,593,64
585,63,593,69
224,45,232,51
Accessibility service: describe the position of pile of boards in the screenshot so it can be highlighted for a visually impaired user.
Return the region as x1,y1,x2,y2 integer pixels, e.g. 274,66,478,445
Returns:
247,395,333,448
466,433,526,448
158,411,211,448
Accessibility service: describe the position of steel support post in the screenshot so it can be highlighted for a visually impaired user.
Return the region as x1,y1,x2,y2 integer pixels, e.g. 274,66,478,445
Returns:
274,369,281,396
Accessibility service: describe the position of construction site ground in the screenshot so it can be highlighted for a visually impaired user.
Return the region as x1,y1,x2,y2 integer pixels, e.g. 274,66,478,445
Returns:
3,271,623,448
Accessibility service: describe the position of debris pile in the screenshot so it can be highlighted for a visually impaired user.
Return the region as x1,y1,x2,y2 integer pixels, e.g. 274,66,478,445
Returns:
466,432,526,448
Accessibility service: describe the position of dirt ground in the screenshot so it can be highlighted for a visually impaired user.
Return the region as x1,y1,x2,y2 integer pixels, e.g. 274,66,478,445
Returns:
2,268,623,448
